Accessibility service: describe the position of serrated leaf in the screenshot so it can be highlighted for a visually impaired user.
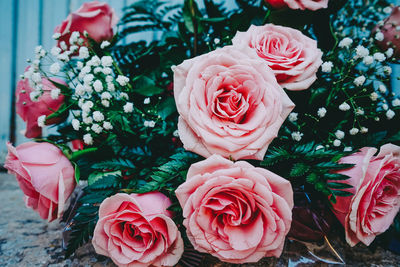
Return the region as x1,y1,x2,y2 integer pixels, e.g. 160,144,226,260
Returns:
290,162,310,177
331,190,353,197
327,182,353,189
88,171,121,186
323,173,350,181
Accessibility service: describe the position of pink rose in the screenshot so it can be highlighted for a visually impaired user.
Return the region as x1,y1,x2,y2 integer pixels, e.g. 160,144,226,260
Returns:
265,0,329,11
16,76,66,138
173,46,294,160
175,155,293,263
4,142,75,222
232,24,323,91
374,7,400,58
54,1,118,47
331,144,400,246
92,192,184,267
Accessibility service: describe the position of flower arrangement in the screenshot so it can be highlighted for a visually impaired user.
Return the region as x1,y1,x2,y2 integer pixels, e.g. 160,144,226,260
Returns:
4,0,400,265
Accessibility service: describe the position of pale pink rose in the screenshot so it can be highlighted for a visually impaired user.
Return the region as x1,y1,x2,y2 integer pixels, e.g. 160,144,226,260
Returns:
4,142,75,222
331,144,400,246
173,46,294,160
92,192,184,267
175,155,293,263
232,24,323,91
16,76,66,138
265,0,329,10
54,1,118,47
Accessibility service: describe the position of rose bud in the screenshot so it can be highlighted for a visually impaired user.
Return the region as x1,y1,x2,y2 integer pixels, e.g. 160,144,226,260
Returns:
92,192,184,267
331,144,400,246
54,1,118,48
16,76,66,138
374,6,400,58
4,142,76,222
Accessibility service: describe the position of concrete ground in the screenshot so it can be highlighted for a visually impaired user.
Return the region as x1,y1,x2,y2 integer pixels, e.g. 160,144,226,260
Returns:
1,172,400,267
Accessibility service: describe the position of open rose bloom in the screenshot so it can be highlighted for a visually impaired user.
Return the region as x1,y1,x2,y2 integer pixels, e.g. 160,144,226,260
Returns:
175,155,293,263
173,46,294,160
331,144,400,246
16,77,66,138
54,1,118,46
92,192,184,267
4,142,75,221
232,24,323,91
265,0,329,11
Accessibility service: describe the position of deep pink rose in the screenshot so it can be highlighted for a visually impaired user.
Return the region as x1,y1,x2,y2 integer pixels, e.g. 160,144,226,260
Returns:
16,76,66,138
374,7,400,58
232,24,323,91
331,144,400,246
92,192,184,267
173,46,294,160
4,142,75,222
54,1,118,47
265,0,329,10
175,155,294,263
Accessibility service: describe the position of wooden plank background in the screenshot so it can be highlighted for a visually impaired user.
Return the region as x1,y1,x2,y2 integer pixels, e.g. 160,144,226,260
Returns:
0,0,399,163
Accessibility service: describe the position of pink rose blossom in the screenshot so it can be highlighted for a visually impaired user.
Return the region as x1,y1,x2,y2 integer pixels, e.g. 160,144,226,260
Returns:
374,7,400,58
4,142,75,222
16,76,66,138
173,46,294,160
175,155,293,263
265,0,329,11
92,192,184,267
54,1,118,47
331,144,400,246
232,24,323,91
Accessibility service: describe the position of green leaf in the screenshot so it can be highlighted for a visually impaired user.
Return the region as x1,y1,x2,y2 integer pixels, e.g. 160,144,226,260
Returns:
45,103,71,120
290,162,310,177
323,173,350,180
331,190,353,197
88,171,122,186
92,158,135,171
183,0,204,33
327,182,353,189
157,97,177,120
72,162,80,183
133,76,164,96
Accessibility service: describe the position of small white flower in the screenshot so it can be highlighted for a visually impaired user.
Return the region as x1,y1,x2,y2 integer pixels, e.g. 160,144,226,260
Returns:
51,46,61,56
344,147,353,152
321,61,333,73
79,47,89,59
363,56,374,65
82,101,94,112
69,31,80,44
80,65,91,76
101,92,112,100
37,115,46,128
83,116,93,124
106,76,114,83
84,84,93,94
335,130,345,139
101,56,113,67
370,92,379,101
386,48,394,58
339,37,353,48
375,31,384,41
173,129,179,137
360,127,368,134
76,61,84,70
354,45,369,59
52,32,61,40
83,74,94,85
373,52,386,62
31,72,41,83
69,45,78,53
83,134,93,145
349,128,359,135
383,66,392,75
50,63,61,74
392,98,400,107
354,76,366,86
92,111,105,122
382,103,389,110
116,75,129,86
386,109,395,119
100,41,111,49
107,82,115,92
51,88,61,99
123,102,134,113
102,121,112,130
30,90,41,101
72,119,81,131
375,117,380,122
144,97,150,104
101,100,110,107
379,84,387,93
93,67,103,74
355,108,364,116
102,67,112,75
383,6,393,14
60,41,68,51
291,131,303,142
333,139,341,147
88,55,101,67
214,38,220,45
288,112,298,122
91,124,103,134
58,52,70,62
315,145,324,150
317,107,327,118
339,102,351,111
144,120,156,128
120,92,129,100
93,80,103,92
161,72,168,78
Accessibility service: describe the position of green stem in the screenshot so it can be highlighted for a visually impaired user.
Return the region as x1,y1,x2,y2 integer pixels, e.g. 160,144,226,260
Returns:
70,147,98,162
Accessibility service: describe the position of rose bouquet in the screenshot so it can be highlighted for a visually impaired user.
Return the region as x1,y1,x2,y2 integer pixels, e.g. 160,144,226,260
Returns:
4,0,400,265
